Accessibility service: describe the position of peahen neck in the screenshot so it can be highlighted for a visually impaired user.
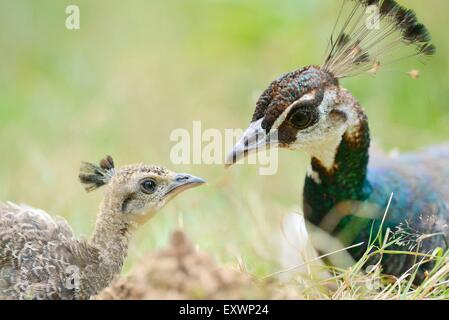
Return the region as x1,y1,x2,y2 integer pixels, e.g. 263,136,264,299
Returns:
303,96,371,230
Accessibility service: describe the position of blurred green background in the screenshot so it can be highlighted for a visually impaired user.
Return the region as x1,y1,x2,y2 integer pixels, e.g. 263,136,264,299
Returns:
0,0,448,275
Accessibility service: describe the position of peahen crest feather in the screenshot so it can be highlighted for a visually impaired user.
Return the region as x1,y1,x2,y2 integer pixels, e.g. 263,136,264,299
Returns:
322,0,435,78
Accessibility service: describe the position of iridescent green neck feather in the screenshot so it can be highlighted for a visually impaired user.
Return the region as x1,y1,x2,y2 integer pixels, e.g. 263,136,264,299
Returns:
303,99,371,228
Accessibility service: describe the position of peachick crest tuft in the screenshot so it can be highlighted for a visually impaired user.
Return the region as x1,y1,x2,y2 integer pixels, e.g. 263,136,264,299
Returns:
79,155,116,192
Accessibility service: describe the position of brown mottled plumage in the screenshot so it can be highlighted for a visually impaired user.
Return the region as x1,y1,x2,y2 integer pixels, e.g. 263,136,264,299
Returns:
0,156,205,300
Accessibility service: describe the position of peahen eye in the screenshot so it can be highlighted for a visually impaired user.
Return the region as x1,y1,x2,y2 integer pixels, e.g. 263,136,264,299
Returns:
140,179,157,194
289,109,314,129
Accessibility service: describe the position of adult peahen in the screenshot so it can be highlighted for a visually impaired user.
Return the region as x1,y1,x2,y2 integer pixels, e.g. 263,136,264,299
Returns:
226,0,448,281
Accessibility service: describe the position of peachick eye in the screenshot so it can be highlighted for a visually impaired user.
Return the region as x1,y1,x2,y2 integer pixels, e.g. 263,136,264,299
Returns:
289,109,314,129
140,179,157,194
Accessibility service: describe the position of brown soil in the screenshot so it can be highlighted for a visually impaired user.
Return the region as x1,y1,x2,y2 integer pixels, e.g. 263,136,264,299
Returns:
95,229,300,300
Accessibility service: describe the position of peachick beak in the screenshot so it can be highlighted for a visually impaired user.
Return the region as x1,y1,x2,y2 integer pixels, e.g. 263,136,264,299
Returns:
166,173,206,196
225,119,278,168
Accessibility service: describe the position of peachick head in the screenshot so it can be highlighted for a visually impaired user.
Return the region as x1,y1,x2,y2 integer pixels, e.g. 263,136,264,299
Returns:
79,155,206,224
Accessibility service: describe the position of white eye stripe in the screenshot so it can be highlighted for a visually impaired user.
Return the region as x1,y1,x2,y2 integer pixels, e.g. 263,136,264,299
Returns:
271,92,318,130
271,103,295,130
299,92,316,102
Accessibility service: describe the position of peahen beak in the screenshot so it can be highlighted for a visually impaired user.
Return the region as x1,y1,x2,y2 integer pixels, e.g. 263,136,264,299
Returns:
225,118,279,168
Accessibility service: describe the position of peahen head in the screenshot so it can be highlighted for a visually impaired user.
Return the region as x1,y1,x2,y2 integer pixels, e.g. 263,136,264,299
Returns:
226,66,354,169
226,0,435,170
79,156,206,224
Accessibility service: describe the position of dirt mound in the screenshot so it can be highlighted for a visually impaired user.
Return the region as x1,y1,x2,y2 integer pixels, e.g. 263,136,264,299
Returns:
96,230,299,300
